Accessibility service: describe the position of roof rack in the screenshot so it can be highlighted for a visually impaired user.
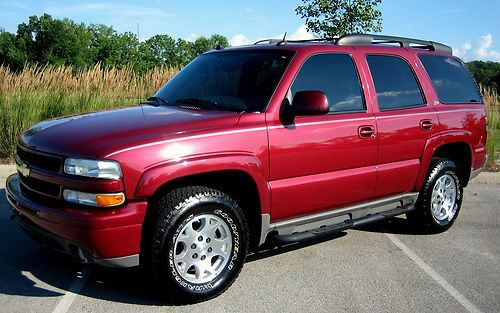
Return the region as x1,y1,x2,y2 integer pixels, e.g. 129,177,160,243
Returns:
253,38,336,45
336,34,452,54
253,33,452,54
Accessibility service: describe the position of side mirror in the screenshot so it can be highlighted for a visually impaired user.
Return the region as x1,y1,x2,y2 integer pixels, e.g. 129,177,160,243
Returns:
291,91,329,116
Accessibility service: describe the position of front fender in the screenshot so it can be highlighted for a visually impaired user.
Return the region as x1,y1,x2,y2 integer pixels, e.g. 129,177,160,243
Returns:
134,153,270,215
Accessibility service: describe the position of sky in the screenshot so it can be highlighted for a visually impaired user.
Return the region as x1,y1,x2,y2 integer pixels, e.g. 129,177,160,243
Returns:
0,0,499,61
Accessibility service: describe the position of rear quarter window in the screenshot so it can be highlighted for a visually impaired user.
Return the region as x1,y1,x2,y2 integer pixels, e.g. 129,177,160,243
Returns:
418,54,482,104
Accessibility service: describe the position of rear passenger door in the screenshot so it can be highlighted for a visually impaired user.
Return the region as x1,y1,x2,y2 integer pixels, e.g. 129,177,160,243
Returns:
366,54,439,198
268,53,377,221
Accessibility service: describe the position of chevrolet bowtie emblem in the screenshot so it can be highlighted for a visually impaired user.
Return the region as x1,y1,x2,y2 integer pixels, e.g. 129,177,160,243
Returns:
17,161,31,177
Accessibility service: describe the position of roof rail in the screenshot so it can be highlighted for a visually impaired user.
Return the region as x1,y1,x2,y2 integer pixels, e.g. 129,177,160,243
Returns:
336,34,452,54
254,39,283,45
253,38,336,45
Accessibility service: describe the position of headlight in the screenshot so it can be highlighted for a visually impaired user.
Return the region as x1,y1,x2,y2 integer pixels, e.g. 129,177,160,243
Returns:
63,189,125,207
64,158,122,180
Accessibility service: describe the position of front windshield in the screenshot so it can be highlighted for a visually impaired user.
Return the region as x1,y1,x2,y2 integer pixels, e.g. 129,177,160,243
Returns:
154,50,294,112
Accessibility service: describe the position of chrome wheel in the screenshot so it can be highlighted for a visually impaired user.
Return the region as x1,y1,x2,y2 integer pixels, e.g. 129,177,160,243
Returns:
431,174,457,222
173,213,232,284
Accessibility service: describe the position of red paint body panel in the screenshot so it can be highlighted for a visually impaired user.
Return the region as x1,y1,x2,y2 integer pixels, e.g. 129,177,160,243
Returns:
7,42,487,261
270,165,377,221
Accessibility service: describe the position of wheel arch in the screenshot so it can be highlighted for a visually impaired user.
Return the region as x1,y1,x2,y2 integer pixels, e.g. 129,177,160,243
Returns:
136,156,269,250
416,133,473,190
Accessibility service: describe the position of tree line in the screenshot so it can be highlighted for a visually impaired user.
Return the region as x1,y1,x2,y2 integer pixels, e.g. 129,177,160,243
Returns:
0,14,228,73
1,13,499,90
467,61,500,90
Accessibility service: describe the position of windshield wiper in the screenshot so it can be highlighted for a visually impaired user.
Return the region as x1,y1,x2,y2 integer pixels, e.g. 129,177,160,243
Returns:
174,98,219,110
141,96,168,106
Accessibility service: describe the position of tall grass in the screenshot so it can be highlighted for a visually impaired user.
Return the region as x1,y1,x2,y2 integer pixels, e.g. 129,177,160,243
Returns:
483,86,499,169
0,64,499,169
0,64,178,159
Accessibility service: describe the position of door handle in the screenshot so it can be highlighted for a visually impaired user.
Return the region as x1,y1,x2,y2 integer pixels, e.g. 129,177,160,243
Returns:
358,125,376,138
420,119,433,131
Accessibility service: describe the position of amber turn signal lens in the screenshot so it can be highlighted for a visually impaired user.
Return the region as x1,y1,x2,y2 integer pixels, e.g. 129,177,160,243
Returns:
96,194,125,207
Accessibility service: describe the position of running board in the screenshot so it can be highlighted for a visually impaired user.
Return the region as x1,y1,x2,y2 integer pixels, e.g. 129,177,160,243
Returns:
271,204,414,245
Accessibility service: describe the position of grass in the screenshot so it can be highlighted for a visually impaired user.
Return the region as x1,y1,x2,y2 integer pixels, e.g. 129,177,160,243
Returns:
0,64,499,170
0,64,178,160
483,86,499,170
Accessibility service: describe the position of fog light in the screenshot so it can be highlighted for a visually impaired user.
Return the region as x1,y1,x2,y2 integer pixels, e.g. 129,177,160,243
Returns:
63,189,125,207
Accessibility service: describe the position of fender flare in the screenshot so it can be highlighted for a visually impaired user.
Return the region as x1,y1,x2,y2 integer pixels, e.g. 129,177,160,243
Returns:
134,153,270,215
414,130,474,190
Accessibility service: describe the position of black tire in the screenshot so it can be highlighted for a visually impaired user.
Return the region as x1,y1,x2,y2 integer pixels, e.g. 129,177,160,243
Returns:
145,186,249,303
407,158,463,233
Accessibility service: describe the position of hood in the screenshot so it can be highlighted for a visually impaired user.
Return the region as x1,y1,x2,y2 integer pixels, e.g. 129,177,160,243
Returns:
20,105,240,159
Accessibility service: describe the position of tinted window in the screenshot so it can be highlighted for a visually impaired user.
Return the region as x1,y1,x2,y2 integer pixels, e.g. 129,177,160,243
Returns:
367,55,425,110
291,53,364,113
155,50,294,112
419,55,482,103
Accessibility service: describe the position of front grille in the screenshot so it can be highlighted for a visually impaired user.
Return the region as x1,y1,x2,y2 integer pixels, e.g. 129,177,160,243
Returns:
17,145,62,172
16,145,64,205
19,175,60,198
19,184,63,207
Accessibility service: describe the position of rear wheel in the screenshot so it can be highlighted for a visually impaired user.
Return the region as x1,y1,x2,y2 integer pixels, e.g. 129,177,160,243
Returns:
407,158,463,233
145,186,249,302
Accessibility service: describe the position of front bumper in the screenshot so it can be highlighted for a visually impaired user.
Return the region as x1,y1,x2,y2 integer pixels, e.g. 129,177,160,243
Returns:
6,174,147,267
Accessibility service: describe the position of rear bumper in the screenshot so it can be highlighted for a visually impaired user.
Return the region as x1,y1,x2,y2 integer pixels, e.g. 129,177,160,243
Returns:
6,174,147,267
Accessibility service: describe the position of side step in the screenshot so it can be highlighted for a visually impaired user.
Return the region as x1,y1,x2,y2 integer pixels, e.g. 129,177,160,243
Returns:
271,204,414,245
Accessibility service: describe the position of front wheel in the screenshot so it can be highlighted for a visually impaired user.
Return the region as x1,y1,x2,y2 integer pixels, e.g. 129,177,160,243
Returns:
407,158,463,233
146,186,249,303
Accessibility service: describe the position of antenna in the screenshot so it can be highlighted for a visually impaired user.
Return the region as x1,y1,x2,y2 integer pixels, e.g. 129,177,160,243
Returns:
136,22,140,41
277,32,287,46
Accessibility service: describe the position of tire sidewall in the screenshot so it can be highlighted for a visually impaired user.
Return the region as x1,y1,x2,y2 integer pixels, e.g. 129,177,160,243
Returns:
155,195,246,298
421,161,463,230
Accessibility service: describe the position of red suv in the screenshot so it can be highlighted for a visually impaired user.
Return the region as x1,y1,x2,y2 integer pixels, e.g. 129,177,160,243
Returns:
6,34,487,302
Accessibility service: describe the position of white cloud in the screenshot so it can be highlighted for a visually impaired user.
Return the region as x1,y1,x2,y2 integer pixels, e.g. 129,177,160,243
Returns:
453,34,500,61
475,34,500,61
287,25,315,40
230,34,252,46
185,33,199,43
453,42,472,58
230,25,316,47
444,8,463,14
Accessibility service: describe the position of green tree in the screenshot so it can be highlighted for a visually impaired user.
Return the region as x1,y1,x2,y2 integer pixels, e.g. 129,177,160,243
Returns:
0,30,28,70
467,61,500,90
16,14,92,68
175,38,195,66
296,0,383,38
0,14,229,71
141,34,177,67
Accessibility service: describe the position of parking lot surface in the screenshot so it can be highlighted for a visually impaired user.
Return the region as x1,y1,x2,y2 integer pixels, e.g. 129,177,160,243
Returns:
1,168,499,313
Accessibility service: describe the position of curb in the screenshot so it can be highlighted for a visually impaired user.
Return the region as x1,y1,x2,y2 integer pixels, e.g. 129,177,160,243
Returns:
0,164,16,179
470,171,500,184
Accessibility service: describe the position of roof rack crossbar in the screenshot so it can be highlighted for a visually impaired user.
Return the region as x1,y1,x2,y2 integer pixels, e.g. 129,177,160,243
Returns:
336,34,452,54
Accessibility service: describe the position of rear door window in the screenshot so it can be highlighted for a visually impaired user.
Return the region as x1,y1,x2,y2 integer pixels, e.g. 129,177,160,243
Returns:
418,55,482,104
367,55,425,110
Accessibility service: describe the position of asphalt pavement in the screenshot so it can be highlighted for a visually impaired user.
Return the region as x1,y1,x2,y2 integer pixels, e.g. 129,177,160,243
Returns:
1,165,499,313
